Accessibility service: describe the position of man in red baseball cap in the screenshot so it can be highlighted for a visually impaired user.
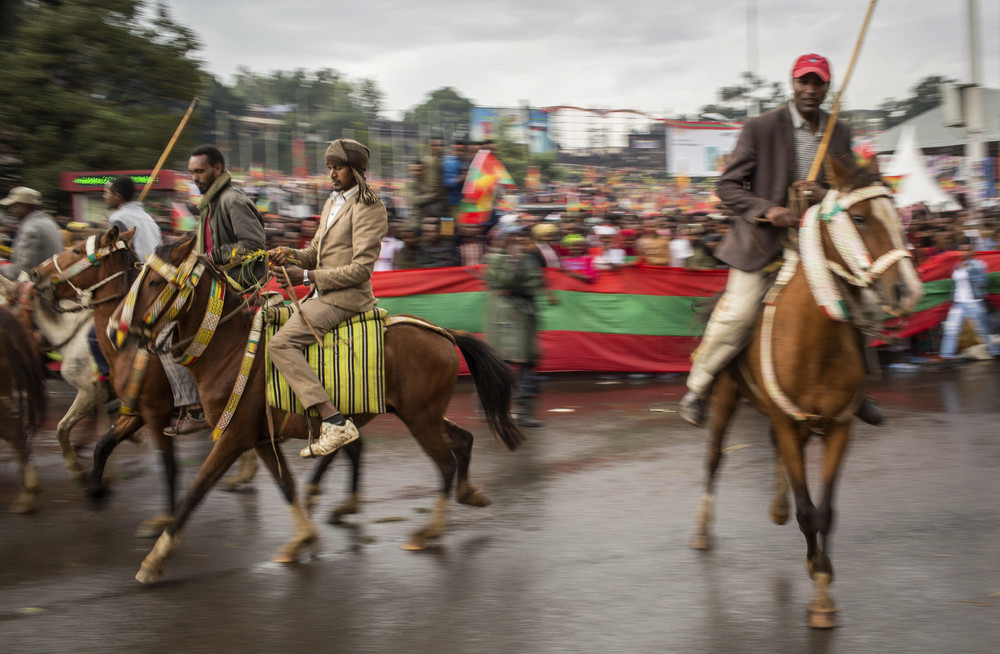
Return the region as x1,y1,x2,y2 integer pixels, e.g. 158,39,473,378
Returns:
679,52,884,429
792,53,831,82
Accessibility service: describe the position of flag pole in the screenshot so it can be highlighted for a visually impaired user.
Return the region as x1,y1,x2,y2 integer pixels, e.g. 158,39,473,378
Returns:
139,97,200,203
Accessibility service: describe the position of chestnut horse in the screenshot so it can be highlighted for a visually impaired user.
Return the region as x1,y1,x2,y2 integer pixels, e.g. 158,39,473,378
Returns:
30,228,342,532
689,161,923,628
0,305,48,513
121,236,525,583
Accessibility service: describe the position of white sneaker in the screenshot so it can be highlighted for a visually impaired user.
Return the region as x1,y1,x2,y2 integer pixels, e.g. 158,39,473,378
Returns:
299,419,360,458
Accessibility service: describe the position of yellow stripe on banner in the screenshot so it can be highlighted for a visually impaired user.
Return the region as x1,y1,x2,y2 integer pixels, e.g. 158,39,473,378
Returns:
265,307,387,416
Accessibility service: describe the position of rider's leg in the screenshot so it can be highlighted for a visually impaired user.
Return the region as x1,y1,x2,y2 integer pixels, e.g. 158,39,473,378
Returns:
160,356,208,434
681,267,772,427
267,300,360,457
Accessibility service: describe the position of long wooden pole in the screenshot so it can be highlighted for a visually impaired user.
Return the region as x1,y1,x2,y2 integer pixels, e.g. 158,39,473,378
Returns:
139,96,200,203
806,0,879,182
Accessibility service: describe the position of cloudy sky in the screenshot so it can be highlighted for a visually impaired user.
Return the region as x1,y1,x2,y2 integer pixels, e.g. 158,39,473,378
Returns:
167,0,999,118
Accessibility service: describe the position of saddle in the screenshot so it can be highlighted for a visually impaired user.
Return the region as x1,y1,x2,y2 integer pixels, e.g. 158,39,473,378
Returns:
264,306,388,416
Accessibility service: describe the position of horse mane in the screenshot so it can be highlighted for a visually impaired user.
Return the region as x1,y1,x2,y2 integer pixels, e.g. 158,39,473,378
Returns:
838,164,884,194
0,306,47,435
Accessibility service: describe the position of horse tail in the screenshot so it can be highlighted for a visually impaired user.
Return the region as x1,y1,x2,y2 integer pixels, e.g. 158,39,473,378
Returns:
448,330,527,451
0,307,47,436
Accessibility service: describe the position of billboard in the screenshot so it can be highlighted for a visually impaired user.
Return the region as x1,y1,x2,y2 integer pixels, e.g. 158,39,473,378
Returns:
470,107,554,153
666,122,742,177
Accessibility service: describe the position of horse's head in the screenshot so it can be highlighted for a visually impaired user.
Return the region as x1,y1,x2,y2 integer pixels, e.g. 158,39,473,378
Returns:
32,227,137,313
116,234,202,348
813,157,923,318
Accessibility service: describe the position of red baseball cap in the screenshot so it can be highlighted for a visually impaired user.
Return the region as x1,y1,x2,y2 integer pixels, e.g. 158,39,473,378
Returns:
792,54,831,82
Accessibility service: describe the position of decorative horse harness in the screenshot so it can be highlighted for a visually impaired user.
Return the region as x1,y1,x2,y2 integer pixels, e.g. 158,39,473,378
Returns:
47,234,130,312
757,185,915,424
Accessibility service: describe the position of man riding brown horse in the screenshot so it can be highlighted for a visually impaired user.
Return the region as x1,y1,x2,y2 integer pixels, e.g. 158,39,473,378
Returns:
679,53,883,428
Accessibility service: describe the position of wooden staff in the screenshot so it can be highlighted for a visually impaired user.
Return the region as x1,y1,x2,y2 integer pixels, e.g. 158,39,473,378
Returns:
139,96,200,203
806,0,879,183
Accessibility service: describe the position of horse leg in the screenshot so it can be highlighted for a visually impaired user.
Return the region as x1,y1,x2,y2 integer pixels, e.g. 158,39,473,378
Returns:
399,415,456,551
804,422,850,629
87,415,144,507
445,418,491,507
772,419,839,628
222,450,260,492
55,392,95,485
135,427,178,538
769,428,790,525
329,439,363,524
135,435,247,584
252,441,319,563
301,450,337,515
690,373,740,550
6,427,40,514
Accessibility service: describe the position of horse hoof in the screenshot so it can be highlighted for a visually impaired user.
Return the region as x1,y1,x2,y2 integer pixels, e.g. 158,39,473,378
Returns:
270,551,298,564
8,496,39,514
457,488,492,507
135,564,161,584
770,504,789,525
689,535,711,550
807,610,837,629
400,541,426,551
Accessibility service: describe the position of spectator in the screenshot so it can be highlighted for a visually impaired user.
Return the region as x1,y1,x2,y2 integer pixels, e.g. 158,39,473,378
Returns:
670,225,694,267
560,233,598,283
937,240,998,360
635,223,672,266
393,228,422,270
419,217,459,268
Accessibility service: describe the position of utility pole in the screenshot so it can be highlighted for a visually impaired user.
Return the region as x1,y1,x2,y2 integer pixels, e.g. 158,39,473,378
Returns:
965,0,985,164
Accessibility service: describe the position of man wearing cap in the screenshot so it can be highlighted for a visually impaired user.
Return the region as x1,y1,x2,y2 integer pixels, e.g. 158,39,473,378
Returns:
0,187,64,280
269,139,388,457
188,145,267,288
679,53,883,428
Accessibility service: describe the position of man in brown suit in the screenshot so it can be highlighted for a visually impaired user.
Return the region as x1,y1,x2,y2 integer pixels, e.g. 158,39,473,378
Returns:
268,139,388,457
679,53,882,427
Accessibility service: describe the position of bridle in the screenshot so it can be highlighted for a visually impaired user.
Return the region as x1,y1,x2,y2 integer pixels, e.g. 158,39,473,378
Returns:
797,184,917,323
759,183,920,424
46,234,131,313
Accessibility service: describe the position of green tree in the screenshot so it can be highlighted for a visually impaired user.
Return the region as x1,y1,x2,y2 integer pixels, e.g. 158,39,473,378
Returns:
878,75,954,128
0,0,205,203
405,87,474,138
700,71,786,120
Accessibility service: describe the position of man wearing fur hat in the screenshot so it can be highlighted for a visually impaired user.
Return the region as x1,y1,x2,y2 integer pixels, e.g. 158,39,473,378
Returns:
269,139,388,457
0,186,64,280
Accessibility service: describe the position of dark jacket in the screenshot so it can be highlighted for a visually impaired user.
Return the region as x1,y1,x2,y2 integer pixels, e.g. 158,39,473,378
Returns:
714,104,854,271
202,181,267,287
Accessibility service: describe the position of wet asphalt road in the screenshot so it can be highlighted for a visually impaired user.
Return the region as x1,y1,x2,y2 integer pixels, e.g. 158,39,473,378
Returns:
1,364,999,653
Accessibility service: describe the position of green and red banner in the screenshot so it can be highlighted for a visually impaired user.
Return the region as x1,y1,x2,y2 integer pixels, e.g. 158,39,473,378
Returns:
266,251,999,374
369,265,727,373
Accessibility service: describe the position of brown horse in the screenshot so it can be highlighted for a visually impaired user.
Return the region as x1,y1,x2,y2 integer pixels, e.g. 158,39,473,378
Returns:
121,235,525,583
0,305,48,513
689,161,923,628
31,229,183,536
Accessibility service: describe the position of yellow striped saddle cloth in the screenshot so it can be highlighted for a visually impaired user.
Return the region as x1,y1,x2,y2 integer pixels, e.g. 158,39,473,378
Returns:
265,306,388,416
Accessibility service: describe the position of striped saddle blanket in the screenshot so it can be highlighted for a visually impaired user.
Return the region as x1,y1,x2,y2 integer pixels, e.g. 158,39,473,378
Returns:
265,306,388,416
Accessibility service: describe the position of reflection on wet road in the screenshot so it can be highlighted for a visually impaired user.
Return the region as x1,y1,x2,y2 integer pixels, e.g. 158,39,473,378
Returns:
1,365,999,652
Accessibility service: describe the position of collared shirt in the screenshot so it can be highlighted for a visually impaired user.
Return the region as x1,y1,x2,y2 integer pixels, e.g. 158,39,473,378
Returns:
789,101,827,182
326,185,359,230
107,200,161,261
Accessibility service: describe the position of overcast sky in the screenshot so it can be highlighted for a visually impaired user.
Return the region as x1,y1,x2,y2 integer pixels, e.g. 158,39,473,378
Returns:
167,0,999,119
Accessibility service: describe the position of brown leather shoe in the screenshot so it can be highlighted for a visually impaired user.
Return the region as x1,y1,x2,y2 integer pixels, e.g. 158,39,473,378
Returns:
165,412,210,435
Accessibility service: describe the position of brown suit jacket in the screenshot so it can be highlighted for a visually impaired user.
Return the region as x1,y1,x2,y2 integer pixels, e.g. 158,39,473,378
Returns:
714,104,854,271
291,191,388,313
